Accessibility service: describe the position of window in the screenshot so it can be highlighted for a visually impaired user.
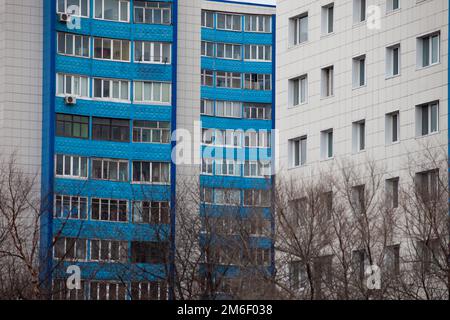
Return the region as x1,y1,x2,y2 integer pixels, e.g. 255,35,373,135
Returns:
352,120,366,152
216,160,241,177
244,130,271,148
321,66,334,97
132,161,170,184
57,74,89,97
91,239,127,262
133,120,170,144
56,114,89,139
89,281,127,300
322,3,334,35
352,55,366,87
416,101,439,136
244,103,271,120
417,239,441,273
54,195,88,220
244,189,271,207
201,158,213,175
54,237,87,261
94,0,129,22
201,69,214,87
134,1,171,25
201,10,214,28
55,154,88,179
289,136,307,168
201,128,214,145
244,160,271,177
131,282,167,300
352,185,365,215
216,72,242,89
135,41,171,64
92,117,130,142
322,192,333,222
386,178,399,209
387,0,400,13
134,81,171,104
215,189,241,206
94,37,130,61
384,245,400,276
201,187,213,204
386,44,400,77
353,0,366,23
216,101,241,118
244,15,271,33
131,241,168,263
386,111,400,144
91,198,128,222
57,33,90,58
217,43,242,60
93,78,129,101
244,73,271,90
314,255,333,294
290,75,307,106
244,45,271,61
92,158,129,181
214,129,242,147
415,169,439,202
200,99,214,116
418,33,440,68
132,201,169,224
217,13,241,31
201,41,214,57
291,13,308,45
320,129,333,159
289,261,307,290
57,0,89,17
352,250,367,282
52,279,86,300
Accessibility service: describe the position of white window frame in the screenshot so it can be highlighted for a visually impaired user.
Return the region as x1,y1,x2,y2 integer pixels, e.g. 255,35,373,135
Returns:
201,69,214,87
416,101,439,136
215,100,242,118
54,195,88,220
352,120,366,153
57,0,89,17
132,120,171,144
91,198,128,222
216,71,242,89
93,78,130,101
201,41,215,57
93,37,130,62
290,75,307,106
216,13,242,31
132,161,170,184
385,111,400,144
244,14,271,33
55,154,88,179
244,130,271,148
91,158,129,181
56,73,89,98
135,41,171,64
352,55,366,88
215,160,241,177
386,0,400,13
353,0,366,24
90,239,127,262
214,188,241,206
289,136,307,168
134,1,171,25
244,73,271,91
94,0,130,22
244,44,271,61
54,237,87,261
321,3,334,35
243,103,271,120
201,158,213,175
216,43,242,60
244,160,270,178
201,99,214,116
134,81,171,104
291,13,308,46
386,44,400,78
201,10,214,28
57,32,90,58
418,32,440,68
321,129,334,160
321,66,334,97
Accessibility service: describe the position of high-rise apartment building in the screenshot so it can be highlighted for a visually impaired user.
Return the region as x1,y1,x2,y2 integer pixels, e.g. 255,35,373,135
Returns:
0,0,275,300
276,0,448,298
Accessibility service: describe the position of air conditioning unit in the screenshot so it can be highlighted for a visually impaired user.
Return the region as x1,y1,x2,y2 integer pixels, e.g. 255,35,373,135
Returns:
64,95,77,105
58,13,71,23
